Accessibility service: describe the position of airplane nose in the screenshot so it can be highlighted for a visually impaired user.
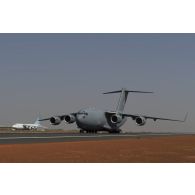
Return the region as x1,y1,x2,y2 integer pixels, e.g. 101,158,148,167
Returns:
77,114,84,120
77,114,87,123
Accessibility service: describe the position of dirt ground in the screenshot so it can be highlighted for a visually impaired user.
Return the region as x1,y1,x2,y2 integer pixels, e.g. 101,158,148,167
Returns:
1,135,195,163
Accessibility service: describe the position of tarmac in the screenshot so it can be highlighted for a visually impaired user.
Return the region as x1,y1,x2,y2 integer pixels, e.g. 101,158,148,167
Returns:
0,132,185,144
0,132,195,162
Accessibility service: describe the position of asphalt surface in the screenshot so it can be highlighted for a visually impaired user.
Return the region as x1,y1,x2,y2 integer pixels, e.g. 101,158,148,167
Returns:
0,132,187,144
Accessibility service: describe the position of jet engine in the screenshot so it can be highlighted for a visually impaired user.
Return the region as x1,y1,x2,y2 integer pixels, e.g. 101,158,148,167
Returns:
64,114,76,124
50,117,61,125
135,116,146,126
111,114,123,124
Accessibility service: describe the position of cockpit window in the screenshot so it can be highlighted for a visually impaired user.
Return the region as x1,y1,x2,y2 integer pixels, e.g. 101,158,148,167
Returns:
77,111,88,116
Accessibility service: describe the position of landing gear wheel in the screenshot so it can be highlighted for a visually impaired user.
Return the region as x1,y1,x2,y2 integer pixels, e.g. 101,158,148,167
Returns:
117,130,122,134
109,130,121,134
80,130,84,133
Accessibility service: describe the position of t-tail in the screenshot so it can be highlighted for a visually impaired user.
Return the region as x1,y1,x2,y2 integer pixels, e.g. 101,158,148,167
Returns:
103,88,153,113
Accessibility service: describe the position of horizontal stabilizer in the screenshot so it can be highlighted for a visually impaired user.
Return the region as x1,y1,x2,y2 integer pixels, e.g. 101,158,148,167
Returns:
103,88,154,113
103,90,122,94
103,90,153,94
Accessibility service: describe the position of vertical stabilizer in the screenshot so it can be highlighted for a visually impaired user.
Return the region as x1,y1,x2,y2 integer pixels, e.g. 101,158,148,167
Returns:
116,88,129,113
34,118,40,125
103,88,153,113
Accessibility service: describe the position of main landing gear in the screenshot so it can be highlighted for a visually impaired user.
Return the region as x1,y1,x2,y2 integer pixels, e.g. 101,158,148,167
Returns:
79,129,122,134
80,130,98,134
109,130,121,134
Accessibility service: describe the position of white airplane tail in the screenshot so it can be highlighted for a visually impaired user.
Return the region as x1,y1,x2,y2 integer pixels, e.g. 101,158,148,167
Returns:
34,118,41,125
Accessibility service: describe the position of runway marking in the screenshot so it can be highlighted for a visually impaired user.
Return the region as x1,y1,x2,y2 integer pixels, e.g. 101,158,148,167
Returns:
0,134,173,140
0,135,137,140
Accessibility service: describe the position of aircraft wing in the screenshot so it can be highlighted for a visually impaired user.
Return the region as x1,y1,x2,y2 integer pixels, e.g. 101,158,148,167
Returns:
39,117,54,121
39,115,66,121
39,113,77,121
122,113,188,122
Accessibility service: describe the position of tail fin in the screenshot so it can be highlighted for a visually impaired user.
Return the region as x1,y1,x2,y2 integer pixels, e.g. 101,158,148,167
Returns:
183,112,188,122
103,88,153,113
34,118,40,125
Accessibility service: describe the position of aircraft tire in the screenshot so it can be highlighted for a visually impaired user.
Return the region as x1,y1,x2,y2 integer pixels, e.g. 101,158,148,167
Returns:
110,130,121,134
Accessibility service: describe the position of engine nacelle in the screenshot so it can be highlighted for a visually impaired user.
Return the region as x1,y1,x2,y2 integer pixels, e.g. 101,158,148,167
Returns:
64,114,76,124
135,116,146,126
111,114,123,124
50,117,61,125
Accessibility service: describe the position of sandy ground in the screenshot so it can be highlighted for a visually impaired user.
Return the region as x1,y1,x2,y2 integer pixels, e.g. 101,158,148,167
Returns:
0,135,195,163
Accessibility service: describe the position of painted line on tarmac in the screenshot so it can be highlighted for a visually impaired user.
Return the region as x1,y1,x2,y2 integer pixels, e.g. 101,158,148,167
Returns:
0,134,137,140
0,134,172,140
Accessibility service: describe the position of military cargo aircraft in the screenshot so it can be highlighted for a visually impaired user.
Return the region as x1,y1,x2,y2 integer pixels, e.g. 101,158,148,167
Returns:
40,88,187,133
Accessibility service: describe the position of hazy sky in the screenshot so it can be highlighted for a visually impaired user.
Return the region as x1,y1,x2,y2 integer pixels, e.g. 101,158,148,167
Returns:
0,34,194,132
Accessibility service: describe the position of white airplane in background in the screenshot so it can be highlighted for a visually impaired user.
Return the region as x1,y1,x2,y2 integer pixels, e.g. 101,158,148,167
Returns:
12,118,46,131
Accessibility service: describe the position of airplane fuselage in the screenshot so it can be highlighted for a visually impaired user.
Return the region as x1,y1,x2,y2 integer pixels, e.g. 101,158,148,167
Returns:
12,123,41,130
75,108,127,132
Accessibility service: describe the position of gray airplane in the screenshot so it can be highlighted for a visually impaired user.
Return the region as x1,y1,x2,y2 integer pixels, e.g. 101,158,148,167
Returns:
40,88,187,133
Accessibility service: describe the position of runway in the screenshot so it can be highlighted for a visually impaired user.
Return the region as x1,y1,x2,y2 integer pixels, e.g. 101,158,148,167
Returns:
0,132,183,144
0,133,195,162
